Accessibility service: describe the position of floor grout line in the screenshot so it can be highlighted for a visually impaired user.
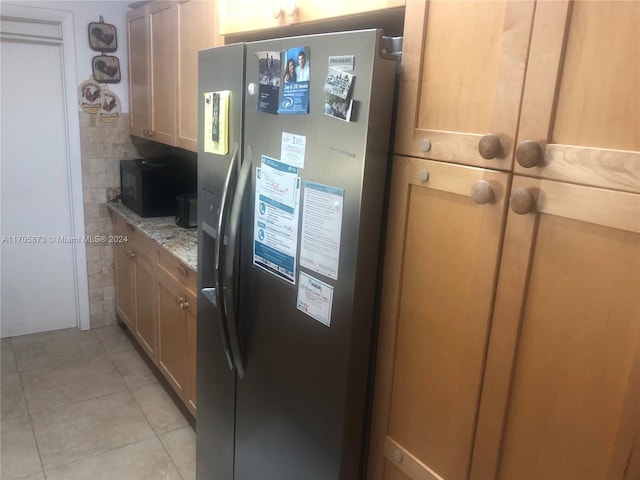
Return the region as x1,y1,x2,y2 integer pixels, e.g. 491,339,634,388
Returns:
1,326,195,480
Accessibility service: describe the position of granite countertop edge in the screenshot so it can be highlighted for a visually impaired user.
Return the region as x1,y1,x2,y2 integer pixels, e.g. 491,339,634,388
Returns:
107,202,197,272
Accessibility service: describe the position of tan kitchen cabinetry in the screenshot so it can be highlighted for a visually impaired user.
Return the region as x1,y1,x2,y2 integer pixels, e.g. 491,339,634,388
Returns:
370,1,639,479
127,2,178,145
177,0,220,151
369,156,511,480
113,215,158,362
112,210,198,416
472,177,639,480
219,0,404,36
471,1,640,478
156,247,198,416
127,0,220,151
394,0,535,170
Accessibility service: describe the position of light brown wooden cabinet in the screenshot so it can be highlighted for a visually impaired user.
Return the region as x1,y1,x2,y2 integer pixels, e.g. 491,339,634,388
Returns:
369,156,511,480
394,0,535,170
114,216,158,362
219,0,404,36
472,176,639,480
370,1,639,479
156,247,198,416
177,0,219,151
127,6,151,140
112,211,197,415
127,0,220,150
127,2,177,145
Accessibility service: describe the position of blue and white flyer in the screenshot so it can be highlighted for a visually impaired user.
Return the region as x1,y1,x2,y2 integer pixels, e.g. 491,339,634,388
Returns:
299,181,344,280
278,46,310,114
253,156,301,284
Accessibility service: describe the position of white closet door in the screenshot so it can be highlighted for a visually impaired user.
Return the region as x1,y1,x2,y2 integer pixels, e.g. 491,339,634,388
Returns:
1,10,88,337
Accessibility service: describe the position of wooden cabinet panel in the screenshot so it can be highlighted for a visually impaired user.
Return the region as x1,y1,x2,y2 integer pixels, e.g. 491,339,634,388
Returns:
394,0,534,169
112,210,197,416
219,0,289,35
219,0,404,35
149,2,178,146
157,269,197,416
471,176,640,480
134,251,157,361
369,156,509,480
295,0,404,24
177,0,219,151
188,299,197,414
114,240,135,330
515,0,640,191
157,245,197,294
127,7,150,138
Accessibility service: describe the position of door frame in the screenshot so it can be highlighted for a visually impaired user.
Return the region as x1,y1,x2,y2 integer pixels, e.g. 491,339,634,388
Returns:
1,3,90,331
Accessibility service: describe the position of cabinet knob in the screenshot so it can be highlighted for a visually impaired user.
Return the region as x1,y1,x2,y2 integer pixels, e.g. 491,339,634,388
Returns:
510,188,535,214
420,139,432,152
392,449,403,463
471,180,494,204
177,296,189,310
516,140,543,168
418,169,429,183
126,249,135,259
478,134,502,160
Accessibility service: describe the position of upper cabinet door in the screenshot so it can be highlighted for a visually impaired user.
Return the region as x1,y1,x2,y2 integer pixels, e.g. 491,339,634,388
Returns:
149,1,178,146
127,7,151,138
293,0,404,24
515,0,639,192
177,0,219,151
395,0,534,170
219,0,404,35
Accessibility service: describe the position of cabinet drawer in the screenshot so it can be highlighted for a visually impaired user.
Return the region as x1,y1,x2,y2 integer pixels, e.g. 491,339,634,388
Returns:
157,246,196,295
112,212,157,262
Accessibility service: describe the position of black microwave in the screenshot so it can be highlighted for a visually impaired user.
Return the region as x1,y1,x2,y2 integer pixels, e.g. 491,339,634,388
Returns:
120,157,196,217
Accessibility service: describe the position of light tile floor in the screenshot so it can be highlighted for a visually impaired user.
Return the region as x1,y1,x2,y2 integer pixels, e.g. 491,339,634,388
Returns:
1,326,195,480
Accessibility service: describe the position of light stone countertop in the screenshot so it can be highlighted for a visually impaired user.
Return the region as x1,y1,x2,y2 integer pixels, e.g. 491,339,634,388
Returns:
108,202,197,271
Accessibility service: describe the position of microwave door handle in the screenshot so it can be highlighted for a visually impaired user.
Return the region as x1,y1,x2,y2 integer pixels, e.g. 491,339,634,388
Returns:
213,143,240,370
222,147,252,379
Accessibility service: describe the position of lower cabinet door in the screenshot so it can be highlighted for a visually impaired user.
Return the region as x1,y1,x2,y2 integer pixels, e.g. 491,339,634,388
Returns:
157,269,193,407
471,176,640,480
114,240,135,329
134,250,157,361
369,156,510,480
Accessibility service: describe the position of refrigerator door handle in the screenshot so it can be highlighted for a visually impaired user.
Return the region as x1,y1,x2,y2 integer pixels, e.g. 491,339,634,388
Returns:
222,146,253,379
213,143,240,371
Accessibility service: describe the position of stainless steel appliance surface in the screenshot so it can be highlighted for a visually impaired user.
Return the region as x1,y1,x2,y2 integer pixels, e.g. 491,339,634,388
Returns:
196,30,399,480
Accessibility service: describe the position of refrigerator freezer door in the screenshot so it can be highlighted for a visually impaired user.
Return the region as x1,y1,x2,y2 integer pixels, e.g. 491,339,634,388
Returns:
235,30,398,479
196,42,245,480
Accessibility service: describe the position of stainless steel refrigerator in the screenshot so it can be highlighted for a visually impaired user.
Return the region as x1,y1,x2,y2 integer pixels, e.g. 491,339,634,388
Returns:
197,29,399,480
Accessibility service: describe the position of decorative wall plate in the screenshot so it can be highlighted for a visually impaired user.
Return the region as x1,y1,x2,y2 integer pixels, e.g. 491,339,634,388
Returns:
78,79,102,113
98,90,121,124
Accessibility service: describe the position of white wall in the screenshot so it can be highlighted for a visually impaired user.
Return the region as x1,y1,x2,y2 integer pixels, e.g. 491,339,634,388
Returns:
3,1,132,112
